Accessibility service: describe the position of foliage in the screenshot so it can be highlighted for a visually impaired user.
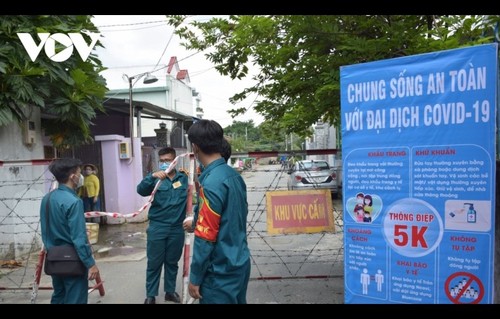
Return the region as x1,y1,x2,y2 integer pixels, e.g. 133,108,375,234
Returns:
224,120,258,141
224,120,305,152
224,120,259,152
0,15,107,148
167,15,500,137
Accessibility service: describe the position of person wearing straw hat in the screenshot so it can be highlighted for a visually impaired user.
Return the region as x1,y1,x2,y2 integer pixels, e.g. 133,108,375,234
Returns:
79,164,101,222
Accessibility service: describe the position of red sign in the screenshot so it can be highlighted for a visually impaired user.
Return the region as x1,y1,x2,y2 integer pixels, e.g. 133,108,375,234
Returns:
266,190,335,234
444,271,484,304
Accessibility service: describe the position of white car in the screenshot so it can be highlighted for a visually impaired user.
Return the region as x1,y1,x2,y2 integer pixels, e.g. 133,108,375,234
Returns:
286,160,339,198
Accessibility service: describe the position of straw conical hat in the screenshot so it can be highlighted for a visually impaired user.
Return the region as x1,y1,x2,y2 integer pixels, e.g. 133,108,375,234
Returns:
83,163,98,174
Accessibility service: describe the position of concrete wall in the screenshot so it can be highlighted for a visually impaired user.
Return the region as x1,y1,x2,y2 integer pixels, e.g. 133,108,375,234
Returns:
94,135,148,224
0,109,48,259
170,77,194,115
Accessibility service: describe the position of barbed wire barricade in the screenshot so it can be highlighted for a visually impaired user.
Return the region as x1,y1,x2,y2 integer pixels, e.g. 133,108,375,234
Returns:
0,160,53,299
245,161,344,288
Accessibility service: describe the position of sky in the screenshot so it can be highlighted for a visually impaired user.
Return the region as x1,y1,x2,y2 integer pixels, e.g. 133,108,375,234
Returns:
91,15,264,130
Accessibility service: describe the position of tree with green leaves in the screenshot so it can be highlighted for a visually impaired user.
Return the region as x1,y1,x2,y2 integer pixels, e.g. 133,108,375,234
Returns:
225,120,266,152
0,15,107,148
167,15,499,138
223,120,307,152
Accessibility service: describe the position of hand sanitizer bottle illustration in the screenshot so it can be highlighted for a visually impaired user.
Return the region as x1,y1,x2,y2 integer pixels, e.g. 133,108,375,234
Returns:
465,203,476,223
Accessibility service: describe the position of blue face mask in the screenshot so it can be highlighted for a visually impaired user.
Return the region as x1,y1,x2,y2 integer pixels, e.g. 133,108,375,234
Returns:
159,162,170,171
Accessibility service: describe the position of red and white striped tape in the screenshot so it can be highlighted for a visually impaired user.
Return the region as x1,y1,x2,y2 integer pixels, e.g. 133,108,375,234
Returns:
0,159,53,167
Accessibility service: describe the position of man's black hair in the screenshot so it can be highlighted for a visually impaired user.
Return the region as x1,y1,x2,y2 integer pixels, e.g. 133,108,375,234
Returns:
158,146,176,157
221,138,232,162
49,158,82,183
187,120,224,155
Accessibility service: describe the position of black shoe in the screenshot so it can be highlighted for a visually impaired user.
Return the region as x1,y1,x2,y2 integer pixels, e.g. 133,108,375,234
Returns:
164,292,180,303
144,297,155,304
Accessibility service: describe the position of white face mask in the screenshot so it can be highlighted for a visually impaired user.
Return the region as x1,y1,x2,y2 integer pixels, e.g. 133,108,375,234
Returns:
78,174,84,188
73,174,84,189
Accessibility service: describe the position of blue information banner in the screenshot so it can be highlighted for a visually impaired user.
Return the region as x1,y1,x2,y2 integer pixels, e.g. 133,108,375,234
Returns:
340,44,498,304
